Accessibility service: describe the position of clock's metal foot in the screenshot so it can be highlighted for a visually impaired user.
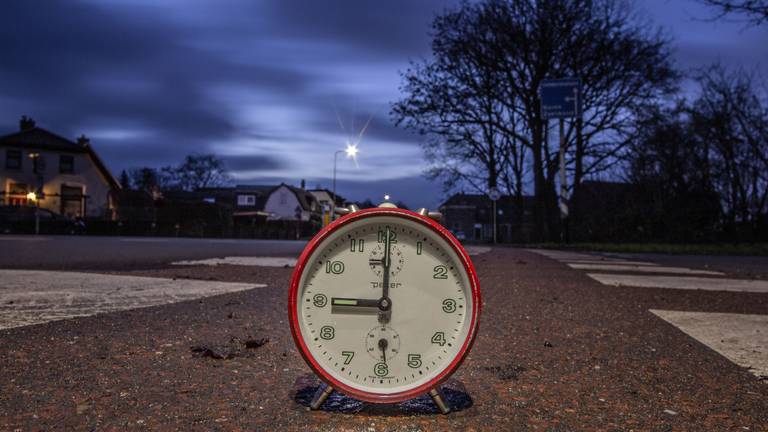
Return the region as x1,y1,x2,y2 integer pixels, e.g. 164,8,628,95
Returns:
309,383,334,410
429,388,451,414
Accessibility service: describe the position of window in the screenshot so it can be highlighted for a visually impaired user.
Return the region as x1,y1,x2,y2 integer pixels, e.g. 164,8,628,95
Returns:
31,154,45,174
5,150,21,169
237,194,256,206
60,155,74,174
7,183,28,206
61,185,83,218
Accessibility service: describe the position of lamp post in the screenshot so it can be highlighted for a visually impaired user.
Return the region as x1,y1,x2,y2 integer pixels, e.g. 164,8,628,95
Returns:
331,143,359,217
26,191,39,235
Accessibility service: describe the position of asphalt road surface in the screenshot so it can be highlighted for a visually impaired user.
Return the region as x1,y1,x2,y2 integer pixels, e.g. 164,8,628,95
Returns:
0,235,306,270
1,240,766,430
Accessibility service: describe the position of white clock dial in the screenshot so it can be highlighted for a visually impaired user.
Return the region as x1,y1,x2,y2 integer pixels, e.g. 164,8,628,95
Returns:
295,214,476,397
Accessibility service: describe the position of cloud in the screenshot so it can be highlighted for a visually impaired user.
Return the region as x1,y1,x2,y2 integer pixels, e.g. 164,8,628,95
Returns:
1,0,763,207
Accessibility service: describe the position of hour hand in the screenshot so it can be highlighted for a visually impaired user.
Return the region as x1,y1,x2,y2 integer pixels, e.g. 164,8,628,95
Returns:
331,297,380,314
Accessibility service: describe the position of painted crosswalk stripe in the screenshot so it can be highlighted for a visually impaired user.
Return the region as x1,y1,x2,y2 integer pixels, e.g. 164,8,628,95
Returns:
569,263,723,276
0,270,265,330
650,310,768,379
564,259,657,266
588,273,768,293
172,256,297,267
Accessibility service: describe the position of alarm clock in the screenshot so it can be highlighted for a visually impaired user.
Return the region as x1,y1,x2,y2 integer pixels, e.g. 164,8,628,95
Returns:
288,204,481,413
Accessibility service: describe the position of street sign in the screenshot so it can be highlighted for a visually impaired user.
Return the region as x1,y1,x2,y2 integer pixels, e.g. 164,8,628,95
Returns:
488,187,501,201
539,78,581,119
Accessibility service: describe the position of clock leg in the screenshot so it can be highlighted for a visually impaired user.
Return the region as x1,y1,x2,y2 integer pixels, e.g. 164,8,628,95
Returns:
309,383,334,410
429,388,451,414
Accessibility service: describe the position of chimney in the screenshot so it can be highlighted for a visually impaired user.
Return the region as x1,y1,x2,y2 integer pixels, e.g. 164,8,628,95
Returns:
300,179,306,190
77,134,90,147
19,116,36,131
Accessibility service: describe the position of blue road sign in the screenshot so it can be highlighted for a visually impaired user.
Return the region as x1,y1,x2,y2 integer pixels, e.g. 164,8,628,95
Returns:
539,78,581,119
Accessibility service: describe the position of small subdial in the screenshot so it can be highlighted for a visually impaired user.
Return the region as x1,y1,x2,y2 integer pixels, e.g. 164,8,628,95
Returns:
365,325,401,361
369,244,404,277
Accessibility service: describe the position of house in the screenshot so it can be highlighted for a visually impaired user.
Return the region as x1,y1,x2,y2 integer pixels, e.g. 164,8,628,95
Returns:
439,192,534,242
264,183,319,221
0,116,119,219
308,188,347,226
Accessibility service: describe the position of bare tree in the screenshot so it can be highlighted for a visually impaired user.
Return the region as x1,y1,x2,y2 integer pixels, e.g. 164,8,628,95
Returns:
162,154,230,191
393,0,677,240
698,0,768,25
691,64,768,236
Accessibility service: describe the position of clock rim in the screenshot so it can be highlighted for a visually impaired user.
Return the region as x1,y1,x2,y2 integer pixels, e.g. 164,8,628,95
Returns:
288,207,482,404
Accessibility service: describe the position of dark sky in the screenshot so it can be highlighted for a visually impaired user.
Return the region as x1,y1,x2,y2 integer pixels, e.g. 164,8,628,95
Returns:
1,0,766,209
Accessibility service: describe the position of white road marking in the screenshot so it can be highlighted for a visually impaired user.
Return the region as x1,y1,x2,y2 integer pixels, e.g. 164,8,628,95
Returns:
564,259,657,266
172,256,297,267
0,236,52,241
650,309,768,379
465,246,491,256
119,238,171,242
527,249,599,261
570,263,723,276
0,270,265,330
588,273,768,293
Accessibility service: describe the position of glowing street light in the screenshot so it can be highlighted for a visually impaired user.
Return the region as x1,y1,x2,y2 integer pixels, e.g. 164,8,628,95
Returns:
26,192,37,202
332,143,360,214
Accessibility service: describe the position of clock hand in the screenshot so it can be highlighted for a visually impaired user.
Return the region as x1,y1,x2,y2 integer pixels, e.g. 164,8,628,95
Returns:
379,227,392,323
331,297,380,308
378,338,388,364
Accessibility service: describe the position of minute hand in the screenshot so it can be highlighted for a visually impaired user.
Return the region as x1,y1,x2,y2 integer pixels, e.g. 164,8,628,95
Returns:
378,227,392,322
382,226,391,299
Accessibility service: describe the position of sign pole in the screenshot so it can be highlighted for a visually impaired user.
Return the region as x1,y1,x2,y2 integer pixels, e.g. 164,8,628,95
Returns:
493,199,497,244
558,118,567,243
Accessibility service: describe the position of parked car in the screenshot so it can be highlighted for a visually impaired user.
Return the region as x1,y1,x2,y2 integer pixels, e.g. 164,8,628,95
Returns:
0,206,86,234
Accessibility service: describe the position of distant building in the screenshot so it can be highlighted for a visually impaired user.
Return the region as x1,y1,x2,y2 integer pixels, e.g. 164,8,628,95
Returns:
264,183,319,221
439,192,534,242
308,189,347,226
0,116,119,218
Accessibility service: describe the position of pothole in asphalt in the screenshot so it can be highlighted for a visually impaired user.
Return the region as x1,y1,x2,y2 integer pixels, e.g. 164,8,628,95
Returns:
190,336,269,360
483,363,527,380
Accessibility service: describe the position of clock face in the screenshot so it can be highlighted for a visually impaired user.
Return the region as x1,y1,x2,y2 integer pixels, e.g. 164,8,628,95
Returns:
289,208,481,403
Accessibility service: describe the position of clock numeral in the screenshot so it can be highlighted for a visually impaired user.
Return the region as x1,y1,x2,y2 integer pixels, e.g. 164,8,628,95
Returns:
416,241,423,255
320,326,335,340
312,294,327,308
442,299,456,313
433,265,448,279
341,351,355,365
325,260,345,274
350,238,364,253
374,362,388,377
407,354,422,369
431,332,446,346
377,228,397,243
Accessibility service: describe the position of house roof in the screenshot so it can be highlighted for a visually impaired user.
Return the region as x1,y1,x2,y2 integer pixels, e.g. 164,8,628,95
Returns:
281,184,317,211
0,127,87,153
0,125,121,190
308,188,345,206
232,185,276,209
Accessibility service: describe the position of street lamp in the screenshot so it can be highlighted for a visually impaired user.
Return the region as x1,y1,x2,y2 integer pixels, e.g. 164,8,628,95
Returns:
332,143,359,214
26,191,40,235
